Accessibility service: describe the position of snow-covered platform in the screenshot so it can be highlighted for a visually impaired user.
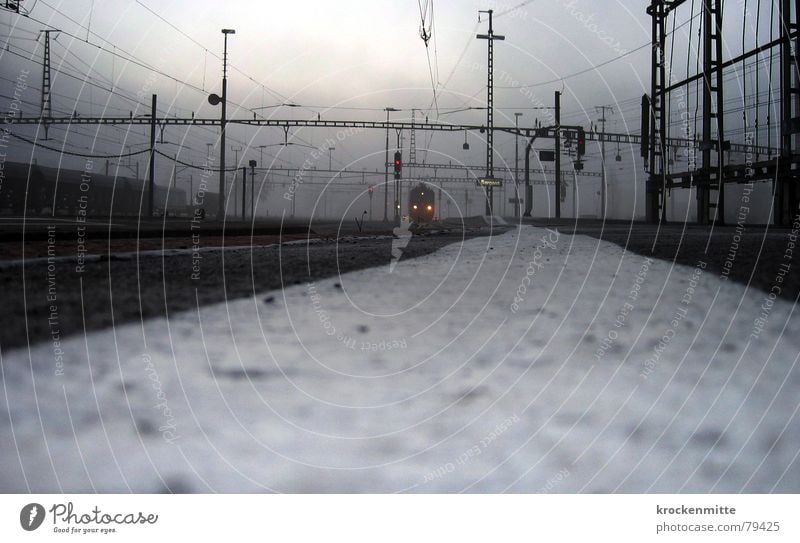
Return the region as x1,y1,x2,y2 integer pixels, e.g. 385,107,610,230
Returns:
2,225,798,492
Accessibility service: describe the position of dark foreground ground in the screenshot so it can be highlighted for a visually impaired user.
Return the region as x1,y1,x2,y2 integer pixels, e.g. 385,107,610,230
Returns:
1,215,797,352
525,217,800,304
0,217,497,351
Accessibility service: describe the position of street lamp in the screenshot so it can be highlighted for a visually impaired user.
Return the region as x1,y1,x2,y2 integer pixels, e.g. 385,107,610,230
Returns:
208,28,235,219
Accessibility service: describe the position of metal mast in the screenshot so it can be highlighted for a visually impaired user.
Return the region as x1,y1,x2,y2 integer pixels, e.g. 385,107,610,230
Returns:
477,9,504,216
39,29,58,140
596,105,613,219
219,28,235,220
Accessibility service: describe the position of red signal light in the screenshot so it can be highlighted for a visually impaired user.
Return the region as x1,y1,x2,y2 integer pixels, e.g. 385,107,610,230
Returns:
393,151,402,179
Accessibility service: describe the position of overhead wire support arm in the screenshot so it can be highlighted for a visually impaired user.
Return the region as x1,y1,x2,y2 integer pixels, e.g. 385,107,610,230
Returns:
3,115,774,156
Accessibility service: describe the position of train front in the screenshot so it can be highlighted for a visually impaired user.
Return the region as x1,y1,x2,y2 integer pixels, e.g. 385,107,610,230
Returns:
408,183,434,223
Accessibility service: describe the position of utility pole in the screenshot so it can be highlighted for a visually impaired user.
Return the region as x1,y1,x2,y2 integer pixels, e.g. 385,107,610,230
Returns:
572,169,578,217
148,94,157,218
249,160,256,219
596,105,614,219
477,9,504,216
231,146,243,170
210,28,235,220
514,112,522,218
256,145,268,166
38,29,59,140
384,107,398,221
241,166,246,220
409,109,417,163
555,91,561,219
231,145,242,214
395,129,402,220
328,146,335,170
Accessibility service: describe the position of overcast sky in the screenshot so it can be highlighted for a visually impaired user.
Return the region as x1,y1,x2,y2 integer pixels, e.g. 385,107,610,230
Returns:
0,1,777,220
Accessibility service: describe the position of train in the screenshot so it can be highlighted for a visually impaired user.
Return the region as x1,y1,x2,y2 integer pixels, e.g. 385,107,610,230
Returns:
408,183,435,223
0,161,194,217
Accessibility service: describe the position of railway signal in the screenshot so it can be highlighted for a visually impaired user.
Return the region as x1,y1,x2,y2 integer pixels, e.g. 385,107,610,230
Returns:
394,151,402,180
577,127,586,158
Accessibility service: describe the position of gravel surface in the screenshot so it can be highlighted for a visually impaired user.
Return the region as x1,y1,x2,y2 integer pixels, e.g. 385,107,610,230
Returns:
0,230,489,352
526,219,800,303
3,215,798,353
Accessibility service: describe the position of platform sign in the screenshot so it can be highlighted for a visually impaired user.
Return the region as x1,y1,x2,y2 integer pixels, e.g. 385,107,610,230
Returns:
539,150,555,162
478,177,503,187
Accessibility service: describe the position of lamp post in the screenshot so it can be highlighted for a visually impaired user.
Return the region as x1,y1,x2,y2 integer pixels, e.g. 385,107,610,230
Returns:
231,145,242,212
208,28,235,220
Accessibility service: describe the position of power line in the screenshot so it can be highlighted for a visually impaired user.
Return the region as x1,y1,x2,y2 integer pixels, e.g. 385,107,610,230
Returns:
498,12,703,90
7,131,152,158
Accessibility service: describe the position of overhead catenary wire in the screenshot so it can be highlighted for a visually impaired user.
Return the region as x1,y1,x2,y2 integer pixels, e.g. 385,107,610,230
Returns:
8,8,329,158
498,12,702,90
7,131,152,158
3,0,782,177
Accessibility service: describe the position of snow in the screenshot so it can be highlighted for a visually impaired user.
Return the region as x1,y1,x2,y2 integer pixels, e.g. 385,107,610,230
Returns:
1,225,799,493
